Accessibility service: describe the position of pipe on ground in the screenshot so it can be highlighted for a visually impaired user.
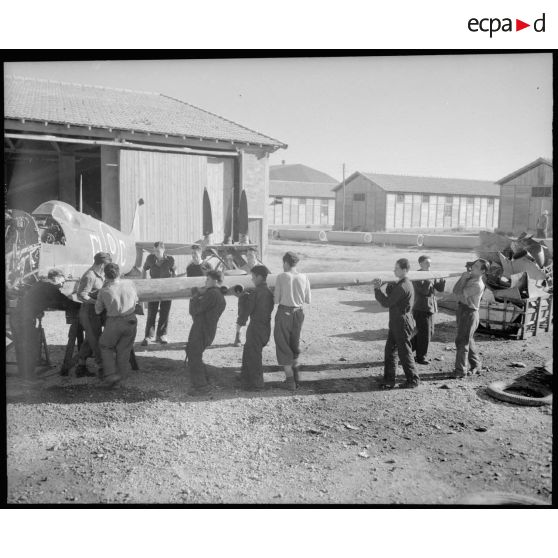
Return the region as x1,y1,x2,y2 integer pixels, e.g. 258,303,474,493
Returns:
327,231,372,244
277,229,328,242
370,233,423,246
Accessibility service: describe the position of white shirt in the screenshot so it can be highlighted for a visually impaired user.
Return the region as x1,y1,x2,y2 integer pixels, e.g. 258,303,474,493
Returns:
274,271,311,307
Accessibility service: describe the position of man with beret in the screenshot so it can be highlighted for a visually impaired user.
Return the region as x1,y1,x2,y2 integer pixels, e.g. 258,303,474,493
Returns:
238,265,275,391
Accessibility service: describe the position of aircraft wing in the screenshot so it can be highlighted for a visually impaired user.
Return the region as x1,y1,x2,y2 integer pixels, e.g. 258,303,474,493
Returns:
135,242,260,256
132,270,463,302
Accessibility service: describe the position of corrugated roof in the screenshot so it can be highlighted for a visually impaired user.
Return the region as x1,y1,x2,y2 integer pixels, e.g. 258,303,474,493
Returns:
4,76,286,148
270,163,338,183
333,172,500,196
496,157,553,184
270,180,336,199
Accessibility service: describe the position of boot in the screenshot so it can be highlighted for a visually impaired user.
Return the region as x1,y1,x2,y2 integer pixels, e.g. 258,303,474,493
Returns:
292,362,300,387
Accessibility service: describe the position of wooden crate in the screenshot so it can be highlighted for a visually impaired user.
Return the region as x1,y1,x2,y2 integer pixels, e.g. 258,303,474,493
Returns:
478,294,553,339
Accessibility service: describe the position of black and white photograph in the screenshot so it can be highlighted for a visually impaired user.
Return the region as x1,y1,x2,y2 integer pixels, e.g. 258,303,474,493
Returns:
3,53,553,507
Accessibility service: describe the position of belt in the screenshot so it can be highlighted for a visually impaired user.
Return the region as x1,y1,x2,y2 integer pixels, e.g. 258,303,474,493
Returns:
278,304,302,310
106,312,137,319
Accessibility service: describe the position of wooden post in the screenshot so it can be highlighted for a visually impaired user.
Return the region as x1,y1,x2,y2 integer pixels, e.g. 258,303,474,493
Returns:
342,163,346,231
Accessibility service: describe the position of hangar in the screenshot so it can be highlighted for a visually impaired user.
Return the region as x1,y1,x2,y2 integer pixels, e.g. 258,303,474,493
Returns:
4,76,286,267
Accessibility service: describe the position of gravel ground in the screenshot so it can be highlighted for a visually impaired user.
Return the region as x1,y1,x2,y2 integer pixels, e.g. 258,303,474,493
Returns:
6,241,553,504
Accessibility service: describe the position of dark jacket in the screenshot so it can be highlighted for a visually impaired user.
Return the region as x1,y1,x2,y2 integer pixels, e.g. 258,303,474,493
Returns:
374,277,415,325
413,274,446,314
143,254,176,279
22,281,80,320
189,286,226,345
237,283,274,328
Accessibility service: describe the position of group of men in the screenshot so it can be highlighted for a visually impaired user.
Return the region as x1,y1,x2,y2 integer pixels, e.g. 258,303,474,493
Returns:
14,240,488,395
372,255,488,389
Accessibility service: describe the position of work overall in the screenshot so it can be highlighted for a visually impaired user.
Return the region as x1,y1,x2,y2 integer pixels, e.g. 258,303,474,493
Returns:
99,314,138,380
185,287,226,389
240,284,274,389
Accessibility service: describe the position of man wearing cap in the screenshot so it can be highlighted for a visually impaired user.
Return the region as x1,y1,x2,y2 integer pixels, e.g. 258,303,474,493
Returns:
13,268,80,379
238,265,275,391
96,263,139,389
451,258,488,378
536,210,549,239
141,241,176,345
76,252,112,378
273,251,311,391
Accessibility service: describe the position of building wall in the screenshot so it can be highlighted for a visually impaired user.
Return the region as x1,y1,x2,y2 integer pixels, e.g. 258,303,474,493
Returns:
333,175,385,231
241,148,269,257
385,193,499,231
268,196,335,227
499,163,553,235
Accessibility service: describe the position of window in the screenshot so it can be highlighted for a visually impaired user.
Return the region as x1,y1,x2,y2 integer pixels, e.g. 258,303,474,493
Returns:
466,197,474,205
422,195,430,203
532,187,551,197
353,193,365,201
487,198,494,206
444,205,452,217
396,194,405,203
446,196,453,204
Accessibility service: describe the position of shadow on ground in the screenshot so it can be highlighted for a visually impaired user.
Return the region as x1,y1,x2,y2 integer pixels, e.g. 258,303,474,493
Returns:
338,300,386,314
7,353,469,406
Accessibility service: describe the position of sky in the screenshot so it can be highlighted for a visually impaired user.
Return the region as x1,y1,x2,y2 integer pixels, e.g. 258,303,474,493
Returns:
4,54,553,182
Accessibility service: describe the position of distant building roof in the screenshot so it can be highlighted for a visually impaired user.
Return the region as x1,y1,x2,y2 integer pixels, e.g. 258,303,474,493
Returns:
270,180,336,199
270,163,338,183
496,157,553,185
4,76,286,148
333,172,500,197
269,164,337,198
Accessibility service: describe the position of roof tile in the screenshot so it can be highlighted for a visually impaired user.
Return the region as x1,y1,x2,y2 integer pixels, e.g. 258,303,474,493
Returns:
4,76,286,147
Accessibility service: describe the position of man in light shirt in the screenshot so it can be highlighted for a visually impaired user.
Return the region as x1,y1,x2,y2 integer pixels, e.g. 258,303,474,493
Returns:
273,251,311,391
451,258,488,378
95,263,139,389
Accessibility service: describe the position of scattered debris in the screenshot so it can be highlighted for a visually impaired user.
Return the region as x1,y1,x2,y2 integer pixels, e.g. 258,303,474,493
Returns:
439,384,450,390
339,357,347,362
344,422,358,430
358,451,370,459
510,362,527,368
434,357,444,361
475,427,488,433
306,428,322,435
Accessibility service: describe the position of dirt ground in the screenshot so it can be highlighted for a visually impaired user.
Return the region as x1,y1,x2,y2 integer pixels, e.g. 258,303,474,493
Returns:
5,240,553,504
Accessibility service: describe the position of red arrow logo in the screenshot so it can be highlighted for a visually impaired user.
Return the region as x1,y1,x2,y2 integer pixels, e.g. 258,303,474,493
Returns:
516,19,530,31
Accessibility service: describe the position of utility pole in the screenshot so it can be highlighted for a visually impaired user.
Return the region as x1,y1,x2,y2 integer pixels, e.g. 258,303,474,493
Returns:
79,174,83,213
342,163,346,231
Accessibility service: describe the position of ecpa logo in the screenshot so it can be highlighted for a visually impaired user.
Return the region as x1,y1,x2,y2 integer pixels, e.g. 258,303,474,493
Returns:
468,13,546,37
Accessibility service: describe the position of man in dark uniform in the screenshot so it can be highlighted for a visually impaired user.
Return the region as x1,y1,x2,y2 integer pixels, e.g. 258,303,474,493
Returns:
372,258,420,389
141,241,176,345
234,248,265,347
411,255,446,365
76,252,112,378
238,265,275,391
186,244,208,277
13,269,80,379
185,270,227,396
536,210,549,239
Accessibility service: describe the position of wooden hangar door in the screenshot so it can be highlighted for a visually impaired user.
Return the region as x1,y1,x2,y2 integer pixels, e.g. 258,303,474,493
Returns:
119,149,206,272
206,157,234,244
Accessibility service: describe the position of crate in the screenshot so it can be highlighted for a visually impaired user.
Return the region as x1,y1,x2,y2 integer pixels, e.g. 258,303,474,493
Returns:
478,294,553,340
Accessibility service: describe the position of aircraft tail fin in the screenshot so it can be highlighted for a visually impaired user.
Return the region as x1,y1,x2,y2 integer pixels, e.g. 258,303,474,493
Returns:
130,198,144,239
